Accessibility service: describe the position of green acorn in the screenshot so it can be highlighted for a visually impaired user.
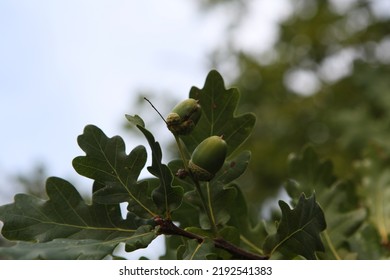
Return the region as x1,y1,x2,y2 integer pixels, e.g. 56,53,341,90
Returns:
188,135,227,181
166,98,201,135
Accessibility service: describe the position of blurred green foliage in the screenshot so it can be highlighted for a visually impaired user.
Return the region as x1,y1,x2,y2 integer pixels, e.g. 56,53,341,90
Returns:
200,0,390,210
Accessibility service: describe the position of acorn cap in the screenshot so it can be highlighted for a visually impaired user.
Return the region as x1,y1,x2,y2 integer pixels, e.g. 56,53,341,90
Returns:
166,98,201,135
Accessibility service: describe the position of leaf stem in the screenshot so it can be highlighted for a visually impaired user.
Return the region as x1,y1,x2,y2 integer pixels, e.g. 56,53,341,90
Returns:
155,218,268,260
206,181,218,234
240,234,264,255
322,230,341,260
193,179,219,237
174,134,189,171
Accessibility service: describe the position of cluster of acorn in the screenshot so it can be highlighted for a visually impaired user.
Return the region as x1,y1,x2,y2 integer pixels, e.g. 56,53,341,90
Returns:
166,98,227,182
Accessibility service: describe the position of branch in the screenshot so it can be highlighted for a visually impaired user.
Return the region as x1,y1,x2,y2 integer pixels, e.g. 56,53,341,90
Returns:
155,217,268,260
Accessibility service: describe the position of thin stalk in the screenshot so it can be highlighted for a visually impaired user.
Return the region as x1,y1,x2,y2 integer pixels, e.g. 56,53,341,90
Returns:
240,235,264,255
193,179,219,237
323,230,341,260
206,181,217,234
174,134,189,170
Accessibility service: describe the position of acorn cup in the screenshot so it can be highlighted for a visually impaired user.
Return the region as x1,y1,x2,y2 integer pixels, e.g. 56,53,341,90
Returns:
188,135,228,181
166,98,201,135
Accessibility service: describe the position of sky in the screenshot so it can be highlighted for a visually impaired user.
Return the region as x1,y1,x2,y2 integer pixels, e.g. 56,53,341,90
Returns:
0,0,291,259
0,0,290,201
0,0,224,201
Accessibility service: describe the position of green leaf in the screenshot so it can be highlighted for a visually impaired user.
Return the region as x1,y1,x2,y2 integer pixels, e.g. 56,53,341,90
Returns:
168,150,251,192
285,146,367,259
180,239,216,260
357,155,390,246
127,116,184,217
182,70,256,156
318,181,367,259
184,183,237,229
0,226,155,260
183,226,240,259
0,177,157,259
349,223,390,260
125,114,145,127
169,151,250,230
214,150,251,184
72,124,157,218
263,194,326,259
0,239,120,260
228,185,267,256
286,146,336,199
159,235,184,260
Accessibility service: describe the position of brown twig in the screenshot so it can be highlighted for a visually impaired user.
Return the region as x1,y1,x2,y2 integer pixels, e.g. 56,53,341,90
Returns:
154,217,268,260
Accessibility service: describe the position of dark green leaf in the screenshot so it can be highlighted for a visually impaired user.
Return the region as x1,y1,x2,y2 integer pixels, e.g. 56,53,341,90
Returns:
180,239,216,260
168,159,194,190
123,225,158,252
127,116,184,217
184,183,237,229
286,146,367,259
228,185,267,256
0,177,156,259
263,194,326,259
214,150,251,184
159,235,184,260
182,70,256,156
286,146,336,200
171,151,250,230
0,239,120,260
72,124,157,218
317,180,367,259
183,226,240,259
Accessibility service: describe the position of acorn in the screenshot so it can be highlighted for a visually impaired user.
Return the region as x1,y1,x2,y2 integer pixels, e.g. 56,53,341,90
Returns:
188,135,227,181
166,98,201,135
